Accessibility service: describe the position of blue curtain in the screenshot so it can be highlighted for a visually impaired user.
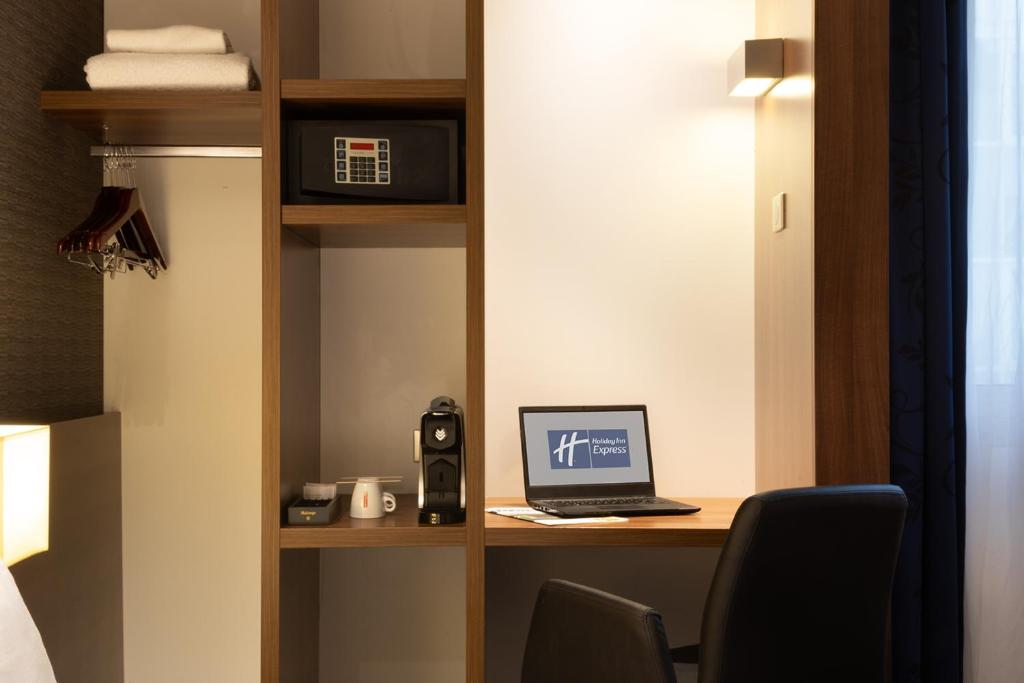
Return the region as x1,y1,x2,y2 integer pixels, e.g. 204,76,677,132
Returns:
890,0,968,682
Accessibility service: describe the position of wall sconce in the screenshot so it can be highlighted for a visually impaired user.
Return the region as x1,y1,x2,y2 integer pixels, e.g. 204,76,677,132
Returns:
0,425,50,566
728,38,784,97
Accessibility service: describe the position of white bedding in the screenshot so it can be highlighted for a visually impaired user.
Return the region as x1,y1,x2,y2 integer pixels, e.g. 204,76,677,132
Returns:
0,563,56,683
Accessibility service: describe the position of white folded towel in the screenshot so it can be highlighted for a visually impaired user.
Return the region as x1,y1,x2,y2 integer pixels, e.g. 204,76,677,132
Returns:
85,53,258,91
106,25,232,54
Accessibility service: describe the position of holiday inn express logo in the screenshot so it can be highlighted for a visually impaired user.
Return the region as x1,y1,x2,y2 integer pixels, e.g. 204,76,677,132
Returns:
548,429,631,469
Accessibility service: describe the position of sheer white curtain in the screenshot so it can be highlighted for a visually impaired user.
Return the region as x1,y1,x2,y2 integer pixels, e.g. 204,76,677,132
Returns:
966,0,1024,680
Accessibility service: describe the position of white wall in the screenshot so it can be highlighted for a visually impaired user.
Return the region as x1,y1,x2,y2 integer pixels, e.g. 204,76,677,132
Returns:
485,0,756,497
483,3,755,680
103,159,262,683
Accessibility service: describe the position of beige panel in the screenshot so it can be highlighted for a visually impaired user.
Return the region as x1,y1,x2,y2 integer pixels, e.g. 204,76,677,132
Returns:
318,548,465,683
104,0,261,77
319,247,466,491
316,247,466,682
11,413,123,683
281,229,321,506
104,158,261,683
281,0,320,79
753,0,816,491
280,549,320,682
279,230,322,681
318,0,465,79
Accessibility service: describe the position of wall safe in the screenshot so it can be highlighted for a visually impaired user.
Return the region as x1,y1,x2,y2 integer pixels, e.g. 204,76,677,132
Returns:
286,120,460,204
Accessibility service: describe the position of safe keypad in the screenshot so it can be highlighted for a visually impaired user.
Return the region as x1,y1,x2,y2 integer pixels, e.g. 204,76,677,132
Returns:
333,137,392,185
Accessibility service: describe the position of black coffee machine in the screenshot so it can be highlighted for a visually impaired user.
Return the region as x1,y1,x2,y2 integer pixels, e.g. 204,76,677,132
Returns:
418,396,466,525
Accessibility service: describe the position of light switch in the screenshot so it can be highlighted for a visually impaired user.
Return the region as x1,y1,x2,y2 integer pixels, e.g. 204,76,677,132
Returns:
772,192,786,232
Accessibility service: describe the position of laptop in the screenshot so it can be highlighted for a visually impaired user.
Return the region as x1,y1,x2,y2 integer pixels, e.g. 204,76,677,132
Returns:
518,405,701,517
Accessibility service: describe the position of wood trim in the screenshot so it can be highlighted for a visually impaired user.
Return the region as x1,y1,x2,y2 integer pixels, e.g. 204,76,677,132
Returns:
282,78,466,105
465,0,486,680
282,204,467,225
260,0,282,680
281,495,467,548
813,0,890,485
39,90,261,110
39,90,262,145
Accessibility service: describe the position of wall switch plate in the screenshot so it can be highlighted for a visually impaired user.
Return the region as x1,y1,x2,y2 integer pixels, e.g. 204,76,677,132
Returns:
772,192,786,232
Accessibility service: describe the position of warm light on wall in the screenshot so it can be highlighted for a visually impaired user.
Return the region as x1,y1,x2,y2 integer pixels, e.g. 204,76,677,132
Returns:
728,38,784,97
0,425,50,566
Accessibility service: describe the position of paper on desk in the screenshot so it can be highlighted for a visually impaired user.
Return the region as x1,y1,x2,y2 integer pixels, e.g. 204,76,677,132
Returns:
486,506,628,526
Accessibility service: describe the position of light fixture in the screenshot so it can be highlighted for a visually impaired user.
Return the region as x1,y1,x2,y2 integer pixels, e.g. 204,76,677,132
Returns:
728,38,784,97
0,425,50,566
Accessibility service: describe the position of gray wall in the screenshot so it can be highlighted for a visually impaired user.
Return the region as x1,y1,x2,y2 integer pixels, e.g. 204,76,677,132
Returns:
0,0,103,423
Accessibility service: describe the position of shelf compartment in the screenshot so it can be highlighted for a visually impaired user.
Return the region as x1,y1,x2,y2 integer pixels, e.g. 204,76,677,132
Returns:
281,495,466,548
39,90,262,146
282,79,466,107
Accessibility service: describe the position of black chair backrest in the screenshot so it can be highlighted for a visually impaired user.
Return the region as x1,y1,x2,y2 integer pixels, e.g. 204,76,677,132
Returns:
522,579,676,683
699,484,907,683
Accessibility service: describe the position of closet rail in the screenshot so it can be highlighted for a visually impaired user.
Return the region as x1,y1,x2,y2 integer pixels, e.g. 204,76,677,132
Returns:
88,145,261,158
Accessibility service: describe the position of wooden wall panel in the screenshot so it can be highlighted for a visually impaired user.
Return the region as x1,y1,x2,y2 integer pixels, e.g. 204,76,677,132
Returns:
0,0,102,423
465,0,486,680
261,0,283,679
813,0,890,484
754,0,816,492
11,414,123,683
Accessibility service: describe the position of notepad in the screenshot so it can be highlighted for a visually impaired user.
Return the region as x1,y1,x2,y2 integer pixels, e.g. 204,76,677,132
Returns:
486,507,628,526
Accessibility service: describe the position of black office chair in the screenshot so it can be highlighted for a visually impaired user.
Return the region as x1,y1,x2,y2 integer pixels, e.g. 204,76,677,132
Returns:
521,484,907,683
521,579,677,683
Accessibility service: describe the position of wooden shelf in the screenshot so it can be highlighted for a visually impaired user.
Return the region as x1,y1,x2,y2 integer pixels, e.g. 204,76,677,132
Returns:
39,90,262,146
282,79,466,107
283,204,466,225
484,497,741,547
280,495,466,548
282,205,468,249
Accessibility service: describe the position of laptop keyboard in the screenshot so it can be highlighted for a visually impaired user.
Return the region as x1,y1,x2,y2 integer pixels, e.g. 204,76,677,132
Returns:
541,496,676,507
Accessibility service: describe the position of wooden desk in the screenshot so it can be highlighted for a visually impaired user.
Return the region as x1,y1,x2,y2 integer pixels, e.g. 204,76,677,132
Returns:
485,497,742,547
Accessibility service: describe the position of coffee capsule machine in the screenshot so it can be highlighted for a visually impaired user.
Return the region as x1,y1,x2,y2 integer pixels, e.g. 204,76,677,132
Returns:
415,396,466,525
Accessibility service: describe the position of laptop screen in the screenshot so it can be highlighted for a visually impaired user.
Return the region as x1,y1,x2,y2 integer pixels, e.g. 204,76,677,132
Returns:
520,407,653,489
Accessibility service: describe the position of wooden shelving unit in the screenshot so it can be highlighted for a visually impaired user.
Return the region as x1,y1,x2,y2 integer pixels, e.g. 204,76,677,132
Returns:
280,495,466,549
39,90,261,145
262,2,484,682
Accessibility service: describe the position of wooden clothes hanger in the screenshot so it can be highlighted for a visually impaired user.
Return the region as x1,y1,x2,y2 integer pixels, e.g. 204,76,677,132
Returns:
57,142,166,278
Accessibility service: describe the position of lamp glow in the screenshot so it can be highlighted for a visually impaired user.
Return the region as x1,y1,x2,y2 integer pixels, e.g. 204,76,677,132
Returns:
729,77,781,97
0,425,50,566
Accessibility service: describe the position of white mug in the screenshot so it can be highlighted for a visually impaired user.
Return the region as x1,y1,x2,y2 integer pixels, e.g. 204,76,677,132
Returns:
350,478,397,519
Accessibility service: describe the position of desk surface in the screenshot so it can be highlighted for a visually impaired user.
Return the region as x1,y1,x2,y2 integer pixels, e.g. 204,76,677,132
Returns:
484,497,742,547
